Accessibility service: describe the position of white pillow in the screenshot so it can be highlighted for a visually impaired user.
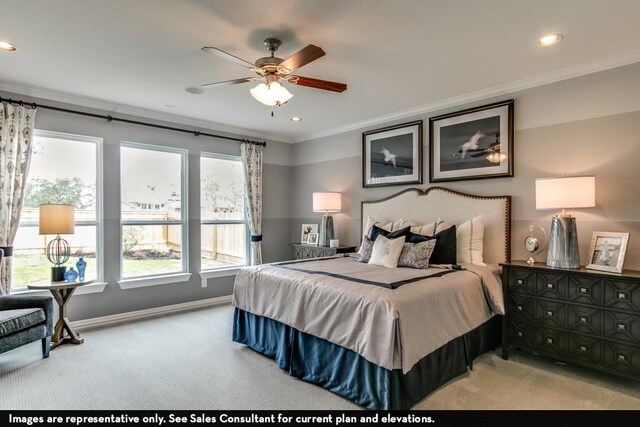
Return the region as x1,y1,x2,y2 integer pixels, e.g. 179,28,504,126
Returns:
456,215,485,265
368,235,406,268
358,216,408,254
409,218,449,236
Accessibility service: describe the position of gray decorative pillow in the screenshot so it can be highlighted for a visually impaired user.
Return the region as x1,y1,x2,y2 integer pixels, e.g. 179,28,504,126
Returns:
356,236,374,263
398,239,437,269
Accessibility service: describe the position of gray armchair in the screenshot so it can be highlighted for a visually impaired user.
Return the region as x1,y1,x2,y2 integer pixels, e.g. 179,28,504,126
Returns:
0,295,54,358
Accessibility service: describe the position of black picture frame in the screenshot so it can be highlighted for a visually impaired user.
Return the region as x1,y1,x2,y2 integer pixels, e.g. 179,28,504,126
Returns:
362,120,423,188
429,99,514,183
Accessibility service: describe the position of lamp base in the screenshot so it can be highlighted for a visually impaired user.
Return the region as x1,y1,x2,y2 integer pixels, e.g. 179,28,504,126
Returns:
319,215,335,247
547,216,580,269
51,266,67,282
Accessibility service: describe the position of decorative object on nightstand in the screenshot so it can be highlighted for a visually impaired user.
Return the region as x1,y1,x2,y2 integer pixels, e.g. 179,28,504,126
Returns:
524,224,547,265
306,233,319,246
63,267,78,282
313,192,341,247
535,176,595,269
75,256,87,281
290,243,356,260
39,204,75,282
300,224,318,244
500,261,640,380
586,231,629,273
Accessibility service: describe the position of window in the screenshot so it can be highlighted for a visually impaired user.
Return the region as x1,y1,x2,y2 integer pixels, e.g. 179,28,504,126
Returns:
120,143,187,279
201,154,247,270
12,130,102,289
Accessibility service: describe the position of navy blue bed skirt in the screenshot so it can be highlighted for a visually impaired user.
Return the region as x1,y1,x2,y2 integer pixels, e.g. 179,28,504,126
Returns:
233,308,500,410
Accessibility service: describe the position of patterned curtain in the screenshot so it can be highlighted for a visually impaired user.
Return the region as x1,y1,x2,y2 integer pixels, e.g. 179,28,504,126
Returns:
0,103,37,294
241,142,263,265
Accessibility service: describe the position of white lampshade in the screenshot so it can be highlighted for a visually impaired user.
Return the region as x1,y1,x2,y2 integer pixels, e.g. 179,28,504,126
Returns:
313,192,342,213
535,176,596,210
250,81,294,106
39,204,75,235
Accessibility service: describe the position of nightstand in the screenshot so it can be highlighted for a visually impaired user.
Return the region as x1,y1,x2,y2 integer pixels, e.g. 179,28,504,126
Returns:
290,243,356,260
501,261,640,380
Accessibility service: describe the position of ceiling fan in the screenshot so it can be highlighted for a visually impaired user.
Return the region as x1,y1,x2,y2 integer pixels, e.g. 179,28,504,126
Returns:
198,38,347,108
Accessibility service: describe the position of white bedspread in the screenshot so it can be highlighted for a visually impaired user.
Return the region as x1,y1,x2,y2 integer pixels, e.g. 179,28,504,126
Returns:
232,256,504,374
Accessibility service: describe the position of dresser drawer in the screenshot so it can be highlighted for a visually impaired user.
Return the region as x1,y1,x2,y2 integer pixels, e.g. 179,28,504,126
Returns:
604,279,640,312
602,341,640,378
535,327,567,359
534,299,567,329
567,276,604,305
566,305,603,336
603,311,640,345
508,268,536,295
507,294,536,324
566,333,603,365
535,272,568,300
507,320,535,350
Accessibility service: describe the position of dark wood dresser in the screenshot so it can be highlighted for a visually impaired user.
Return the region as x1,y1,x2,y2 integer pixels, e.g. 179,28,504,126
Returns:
501,261,640,380
290,243,356,260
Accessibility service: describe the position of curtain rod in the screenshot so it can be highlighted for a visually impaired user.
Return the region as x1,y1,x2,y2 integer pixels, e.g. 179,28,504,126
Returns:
0,96,267,147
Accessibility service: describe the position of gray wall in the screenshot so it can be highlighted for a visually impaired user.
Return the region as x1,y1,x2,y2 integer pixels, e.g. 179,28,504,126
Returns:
290,62,640,270
1,91,293,321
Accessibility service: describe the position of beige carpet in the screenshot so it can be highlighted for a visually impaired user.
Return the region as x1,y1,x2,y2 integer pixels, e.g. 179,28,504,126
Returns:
1,304,638,410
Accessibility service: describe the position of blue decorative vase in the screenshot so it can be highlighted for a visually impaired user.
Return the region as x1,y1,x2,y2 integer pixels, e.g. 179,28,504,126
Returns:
76,257,87,281
64,267,79,282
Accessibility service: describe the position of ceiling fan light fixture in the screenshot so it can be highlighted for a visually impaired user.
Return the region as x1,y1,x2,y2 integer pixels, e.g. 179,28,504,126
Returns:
250,81,293,106
537,34,563,47
0,40,17,51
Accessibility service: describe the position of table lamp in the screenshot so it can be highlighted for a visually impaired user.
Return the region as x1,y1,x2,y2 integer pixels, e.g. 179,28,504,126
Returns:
39,204,75,281
535,176,595,268
313,192,341,247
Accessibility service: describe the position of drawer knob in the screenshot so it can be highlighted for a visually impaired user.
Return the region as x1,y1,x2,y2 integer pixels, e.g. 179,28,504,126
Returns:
617,323,626,331
546,338,553,344
546,310,554,317
579,345,587,352
579,287,588,294
516,279,523,285
517,331,523,337
618,354,626,362
579,316,588,324
517,305,523,311
546,283,554,289
617,292,627,300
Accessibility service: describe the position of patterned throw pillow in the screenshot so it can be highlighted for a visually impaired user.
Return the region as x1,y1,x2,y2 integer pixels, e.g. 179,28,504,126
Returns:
356,236,374,263
368,235,406,268
398,239,437,269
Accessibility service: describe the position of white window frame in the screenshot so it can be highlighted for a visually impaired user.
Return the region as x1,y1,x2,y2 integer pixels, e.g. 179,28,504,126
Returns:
200,152,249,273
13,130,105,291
119,142,189,282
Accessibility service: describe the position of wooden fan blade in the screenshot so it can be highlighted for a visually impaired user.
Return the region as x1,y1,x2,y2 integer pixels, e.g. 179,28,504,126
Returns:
201,77,260,88
278,45,325,73
202,47,255,69
288,76,347,92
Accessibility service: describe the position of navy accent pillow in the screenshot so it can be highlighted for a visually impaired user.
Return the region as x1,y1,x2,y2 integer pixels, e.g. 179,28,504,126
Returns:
406,225,457,265
369,224,411,241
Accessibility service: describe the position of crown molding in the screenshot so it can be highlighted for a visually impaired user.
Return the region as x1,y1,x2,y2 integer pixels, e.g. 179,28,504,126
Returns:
0,81,293,144
295,49,640,143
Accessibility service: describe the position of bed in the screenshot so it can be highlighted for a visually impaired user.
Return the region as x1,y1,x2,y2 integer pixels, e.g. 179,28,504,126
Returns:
232,187,511,410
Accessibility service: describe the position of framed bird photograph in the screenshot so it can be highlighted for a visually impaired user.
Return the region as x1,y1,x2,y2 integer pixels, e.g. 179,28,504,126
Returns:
362,120,423,188
429,99,514,182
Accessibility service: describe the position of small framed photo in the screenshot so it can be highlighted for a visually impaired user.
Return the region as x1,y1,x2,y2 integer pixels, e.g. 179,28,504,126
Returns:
586,232,630,273
429,99,514,182
362,120,423,188
301,224,318,244
306,233,319,246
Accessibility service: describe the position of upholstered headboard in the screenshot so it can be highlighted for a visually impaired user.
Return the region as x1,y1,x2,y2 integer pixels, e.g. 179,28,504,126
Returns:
361,187,511,264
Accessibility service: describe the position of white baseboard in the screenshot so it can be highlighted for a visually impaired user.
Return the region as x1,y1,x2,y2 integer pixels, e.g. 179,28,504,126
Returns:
71,295,232,330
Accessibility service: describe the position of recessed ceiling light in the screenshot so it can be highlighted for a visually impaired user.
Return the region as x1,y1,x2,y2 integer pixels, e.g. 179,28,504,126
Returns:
537,34,563,47
185,87,203,95
291,116,302,122
0,40,17,52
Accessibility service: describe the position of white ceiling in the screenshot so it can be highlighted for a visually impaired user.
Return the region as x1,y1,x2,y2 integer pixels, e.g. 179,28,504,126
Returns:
1,0,640,143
